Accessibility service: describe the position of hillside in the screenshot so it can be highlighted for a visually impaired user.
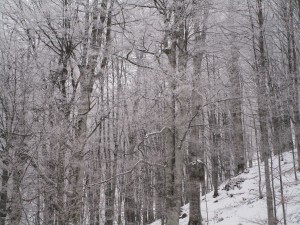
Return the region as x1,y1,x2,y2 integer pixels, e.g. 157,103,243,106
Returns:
150,151,300,225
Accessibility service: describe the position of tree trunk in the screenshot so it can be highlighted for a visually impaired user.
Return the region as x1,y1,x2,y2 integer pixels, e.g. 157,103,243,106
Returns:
256,1,276,224
209,110,220,198
290,0,300,173
0,159,9,225
227,0,245,174
10,149,27,225
124,57,140,225
222,112,232,180
71,75,91,224
154,167,164,222
70,0,109,223
228,45,245,175
188,1,208,223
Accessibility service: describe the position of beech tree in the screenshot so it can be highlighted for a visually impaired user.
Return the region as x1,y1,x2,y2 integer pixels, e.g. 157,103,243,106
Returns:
0,0,300,225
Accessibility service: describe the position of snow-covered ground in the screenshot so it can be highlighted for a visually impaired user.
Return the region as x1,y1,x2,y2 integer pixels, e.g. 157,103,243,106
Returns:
150,151,300,225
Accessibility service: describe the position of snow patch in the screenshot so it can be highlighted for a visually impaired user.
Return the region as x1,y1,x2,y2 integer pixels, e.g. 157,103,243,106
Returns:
149,152,300,225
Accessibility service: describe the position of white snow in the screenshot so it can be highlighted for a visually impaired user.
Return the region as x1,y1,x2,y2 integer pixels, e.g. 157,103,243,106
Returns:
149,151,300,225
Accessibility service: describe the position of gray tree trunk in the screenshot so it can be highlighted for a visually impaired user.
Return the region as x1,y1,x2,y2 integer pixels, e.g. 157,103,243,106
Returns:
188,1,208,224
222,111,232,180
0,159,8,225
70,0,109,223
289,0,300,173
256,1,276,224
228,44,245,175
209,109,220,198
161,1,187,224
227,0,245,175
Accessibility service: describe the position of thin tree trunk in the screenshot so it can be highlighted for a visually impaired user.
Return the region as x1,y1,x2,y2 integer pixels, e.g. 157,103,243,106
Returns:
0,159,9,225
154,167,164,222
254,116,263,199
209,110,219,198
278,153,287,225
222,111,232,180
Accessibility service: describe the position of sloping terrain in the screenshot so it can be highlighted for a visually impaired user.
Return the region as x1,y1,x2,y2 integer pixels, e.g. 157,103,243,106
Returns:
150,151,300,225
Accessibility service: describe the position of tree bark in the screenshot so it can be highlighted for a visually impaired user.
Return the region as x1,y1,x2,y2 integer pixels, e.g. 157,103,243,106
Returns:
161,1,187,224
228,44,245,175
0,159,8,225
209,109,220,198
188,1,208,223
256,1,276,224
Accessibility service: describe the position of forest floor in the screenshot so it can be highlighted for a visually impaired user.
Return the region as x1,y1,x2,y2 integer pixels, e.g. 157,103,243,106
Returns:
150,151,300,225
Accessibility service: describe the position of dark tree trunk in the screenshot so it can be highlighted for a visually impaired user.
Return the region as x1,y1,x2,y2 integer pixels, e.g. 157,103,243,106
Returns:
209,110,220,198
0,159,9,225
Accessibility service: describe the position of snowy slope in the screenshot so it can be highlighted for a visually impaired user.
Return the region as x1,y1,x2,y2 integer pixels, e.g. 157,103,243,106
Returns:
150,151,300,225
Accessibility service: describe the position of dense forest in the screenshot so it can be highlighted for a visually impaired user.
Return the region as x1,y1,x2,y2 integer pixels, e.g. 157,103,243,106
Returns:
0,0,299,225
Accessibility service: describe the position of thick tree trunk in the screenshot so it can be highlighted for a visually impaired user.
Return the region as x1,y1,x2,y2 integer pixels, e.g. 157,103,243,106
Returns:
188,112,204,225
188,161,205,225
290,1,300,172
187,1,208,223
256,1,276,224
164,1,187,224
258,105,276,225
124,128,137,225
10,149,27,225
227,0,245,174
70,0,109,222
124,59,140,225
165,126,177,225
87,119,103,225
164,61,179,225
124,174,137,225
104,71,116,225
228,47,245,174
104,175,116,225
71,76,91,224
